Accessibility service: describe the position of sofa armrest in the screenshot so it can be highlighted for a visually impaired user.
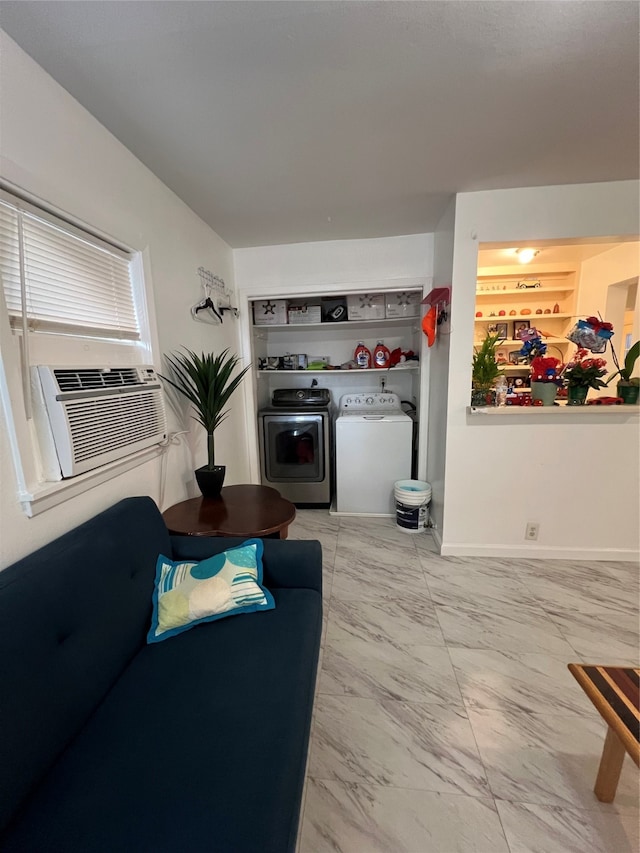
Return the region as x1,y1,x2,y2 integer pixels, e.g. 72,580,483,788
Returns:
169,536,323,594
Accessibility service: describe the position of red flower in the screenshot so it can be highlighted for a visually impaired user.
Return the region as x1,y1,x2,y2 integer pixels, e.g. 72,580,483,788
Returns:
530,356,561,381
562,347,608,390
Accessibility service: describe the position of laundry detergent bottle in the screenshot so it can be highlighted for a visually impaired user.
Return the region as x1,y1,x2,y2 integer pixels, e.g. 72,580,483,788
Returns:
373,340,391,369
354,341,372,369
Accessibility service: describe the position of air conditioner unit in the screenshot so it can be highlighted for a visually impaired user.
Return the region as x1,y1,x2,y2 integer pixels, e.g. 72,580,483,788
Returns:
34,365,167,478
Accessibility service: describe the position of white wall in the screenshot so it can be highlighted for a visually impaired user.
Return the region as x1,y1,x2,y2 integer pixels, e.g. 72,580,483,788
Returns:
234,234,433,292
0,33,249,568
233,233,433,480
443,181,640,560
577,243,640,393
426,198,455,538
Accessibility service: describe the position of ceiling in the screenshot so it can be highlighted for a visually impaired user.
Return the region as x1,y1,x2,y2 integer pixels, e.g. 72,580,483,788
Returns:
1,1,639,248
477,240,632,268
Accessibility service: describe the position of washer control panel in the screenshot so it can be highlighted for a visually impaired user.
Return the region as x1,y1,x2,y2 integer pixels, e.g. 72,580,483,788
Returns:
339,392,402,413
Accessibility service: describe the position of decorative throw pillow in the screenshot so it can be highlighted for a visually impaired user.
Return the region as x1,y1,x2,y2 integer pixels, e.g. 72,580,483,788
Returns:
147,539,275,643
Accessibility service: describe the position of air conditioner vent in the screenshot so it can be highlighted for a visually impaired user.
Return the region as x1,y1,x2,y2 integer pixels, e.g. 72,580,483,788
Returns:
53,367,140,392
66,393,165,462
35,365,167,477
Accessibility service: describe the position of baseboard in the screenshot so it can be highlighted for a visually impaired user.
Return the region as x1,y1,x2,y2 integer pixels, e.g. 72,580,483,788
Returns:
430,527,443,553
439,543,640,562
328,499,394,519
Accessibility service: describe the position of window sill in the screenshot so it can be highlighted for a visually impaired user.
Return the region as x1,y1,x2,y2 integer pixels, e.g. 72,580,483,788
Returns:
18,445,163,517
467,404,640,419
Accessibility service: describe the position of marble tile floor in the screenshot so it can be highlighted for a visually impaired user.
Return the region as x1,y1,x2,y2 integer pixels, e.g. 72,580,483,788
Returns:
288,511,640,853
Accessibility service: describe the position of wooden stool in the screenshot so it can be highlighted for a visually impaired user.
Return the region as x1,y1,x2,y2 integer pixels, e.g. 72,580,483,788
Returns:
568,664,639,802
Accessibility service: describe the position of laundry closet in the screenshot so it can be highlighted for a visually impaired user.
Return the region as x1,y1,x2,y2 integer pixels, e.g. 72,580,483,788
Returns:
236,278,432,516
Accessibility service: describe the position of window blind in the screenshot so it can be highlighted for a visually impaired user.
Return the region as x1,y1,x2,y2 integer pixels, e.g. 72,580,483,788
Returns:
0,195,140,341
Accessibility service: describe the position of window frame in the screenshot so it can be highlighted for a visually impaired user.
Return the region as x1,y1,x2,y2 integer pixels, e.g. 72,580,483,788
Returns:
0,182,160,516
0,186,142,343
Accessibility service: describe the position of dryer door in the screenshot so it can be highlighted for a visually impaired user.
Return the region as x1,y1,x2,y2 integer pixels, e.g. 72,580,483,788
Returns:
263,414,325,483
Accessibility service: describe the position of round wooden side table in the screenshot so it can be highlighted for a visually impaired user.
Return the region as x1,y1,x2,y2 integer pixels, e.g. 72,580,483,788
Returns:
162,484,296,539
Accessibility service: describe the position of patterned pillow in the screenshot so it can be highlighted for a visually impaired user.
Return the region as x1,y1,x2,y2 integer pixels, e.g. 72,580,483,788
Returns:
147,539,275,643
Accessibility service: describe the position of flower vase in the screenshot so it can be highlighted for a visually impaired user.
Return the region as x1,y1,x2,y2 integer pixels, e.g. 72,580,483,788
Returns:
617,383,639,405
567,386,589,406
471,388,496,407
530,381,557,406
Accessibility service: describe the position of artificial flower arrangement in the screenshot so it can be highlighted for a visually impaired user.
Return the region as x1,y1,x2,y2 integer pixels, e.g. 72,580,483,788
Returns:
562,348,608,389
530,356,562,383
518,329,547,364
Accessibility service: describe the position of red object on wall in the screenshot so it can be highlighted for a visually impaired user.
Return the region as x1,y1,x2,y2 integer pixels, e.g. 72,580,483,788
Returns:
422,305,437,346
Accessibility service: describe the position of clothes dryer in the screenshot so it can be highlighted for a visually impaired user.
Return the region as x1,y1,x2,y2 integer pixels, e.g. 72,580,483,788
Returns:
258,387,332,506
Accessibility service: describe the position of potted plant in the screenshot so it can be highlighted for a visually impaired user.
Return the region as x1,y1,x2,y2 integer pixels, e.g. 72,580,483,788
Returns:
561,348,607,405
530,356,562,406
471,333,504,406
606,340,640,405
161,348,250,497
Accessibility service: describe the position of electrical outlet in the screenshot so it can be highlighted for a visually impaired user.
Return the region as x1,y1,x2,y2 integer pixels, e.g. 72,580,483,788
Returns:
525,522,539,541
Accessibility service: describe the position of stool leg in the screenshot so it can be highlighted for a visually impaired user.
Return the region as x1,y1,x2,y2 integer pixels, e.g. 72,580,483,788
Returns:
594,726,626,802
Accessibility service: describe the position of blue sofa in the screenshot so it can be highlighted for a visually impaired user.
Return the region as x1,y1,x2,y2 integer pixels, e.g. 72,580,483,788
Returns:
0,497,322,853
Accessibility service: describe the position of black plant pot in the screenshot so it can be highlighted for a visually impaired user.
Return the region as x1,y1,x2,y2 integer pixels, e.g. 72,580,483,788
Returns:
195,465,226,498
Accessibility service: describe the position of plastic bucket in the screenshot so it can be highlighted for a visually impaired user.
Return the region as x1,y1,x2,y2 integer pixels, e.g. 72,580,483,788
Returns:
394,479,431,533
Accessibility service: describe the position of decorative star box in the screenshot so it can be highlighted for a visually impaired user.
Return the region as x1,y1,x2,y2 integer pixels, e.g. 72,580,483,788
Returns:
346,293,386,321
385,291,421,318
253,300,288,326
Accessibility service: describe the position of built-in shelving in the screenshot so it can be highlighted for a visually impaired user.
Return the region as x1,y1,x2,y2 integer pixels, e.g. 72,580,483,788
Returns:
475,337,568,347
256,365,420,375
252,316,418,332
251,290,423,381
474,268,578,398
499,364,532,373
475,287,574,298
475,313,572,322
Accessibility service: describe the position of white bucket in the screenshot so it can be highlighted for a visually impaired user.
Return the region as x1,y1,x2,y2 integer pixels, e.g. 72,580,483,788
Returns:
394,479,432,533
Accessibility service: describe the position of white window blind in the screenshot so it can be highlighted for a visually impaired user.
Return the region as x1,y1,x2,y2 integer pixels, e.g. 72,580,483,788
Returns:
0,193,140,341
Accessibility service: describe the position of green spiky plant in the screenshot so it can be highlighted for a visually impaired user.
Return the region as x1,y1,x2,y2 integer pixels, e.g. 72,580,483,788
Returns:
161,349,250,470
472,333,505,391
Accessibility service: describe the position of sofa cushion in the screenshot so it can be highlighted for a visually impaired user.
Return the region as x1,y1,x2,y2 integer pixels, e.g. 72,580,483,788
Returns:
0,497,169,835
1,587,322,853
148,539,275,643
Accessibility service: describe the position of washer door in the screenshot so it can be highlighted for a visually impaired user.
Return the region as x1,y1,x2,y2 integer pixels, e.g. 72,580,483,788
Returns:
263,414,324,483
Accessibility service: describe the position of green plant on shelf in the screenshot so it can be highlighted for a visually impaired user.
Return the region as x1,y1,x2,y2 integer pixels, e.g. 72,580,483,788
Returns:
471,333,505,405
606,340,640,404
606,340,640,388
472,333,504,390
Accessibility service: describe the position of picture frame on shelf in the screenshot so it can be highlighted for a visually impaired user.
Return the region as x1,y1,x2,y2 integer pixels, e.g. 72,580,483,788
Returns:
508,351,528,365
495,349,509,365
488,322,508,340
513,320,531,340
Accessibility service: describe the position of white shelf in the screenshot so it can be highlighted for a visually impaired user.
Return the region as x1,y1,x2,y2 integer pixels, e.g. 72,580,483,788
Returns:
253,316,418,332
500,364,531,372
475,337,569,347
475,288,574,298
257,365,420,375
475,313,572,322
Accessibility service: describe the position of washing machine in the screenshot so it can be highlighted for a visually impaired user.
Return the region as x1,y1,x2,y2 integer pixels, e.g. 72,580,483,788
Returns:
335,392,412,515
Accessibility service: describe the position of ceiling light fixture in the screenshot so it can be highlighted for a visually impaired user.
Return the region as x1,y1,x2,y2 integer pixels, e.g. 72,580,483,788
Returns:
516,248,540,264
